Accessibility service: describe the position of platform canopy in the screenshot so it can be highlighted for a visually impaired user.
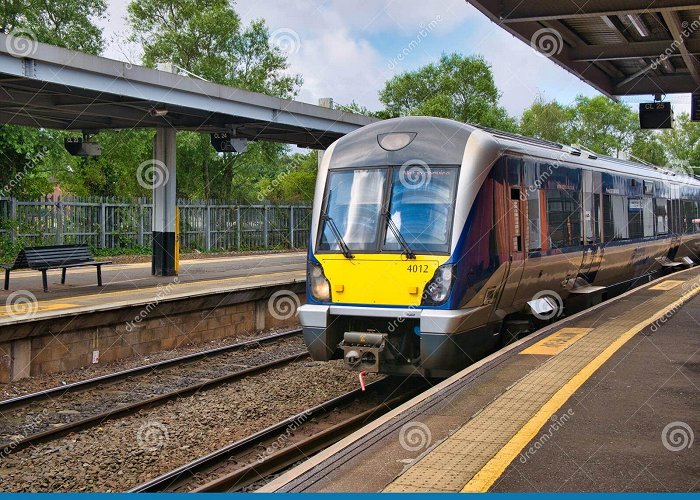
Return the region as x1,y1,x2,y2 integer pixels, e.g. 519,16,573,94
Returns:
0,34,374,149
466,0,700,97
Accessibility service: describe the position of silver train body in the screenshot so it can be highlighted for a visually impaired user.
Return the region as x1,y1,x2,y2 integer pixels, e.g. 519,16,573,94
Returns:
298,116,700,377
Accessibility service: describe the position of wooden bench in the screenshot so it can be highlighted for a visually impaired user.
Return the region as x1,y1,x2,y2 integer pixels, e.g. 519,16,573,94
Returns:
2,244,112,292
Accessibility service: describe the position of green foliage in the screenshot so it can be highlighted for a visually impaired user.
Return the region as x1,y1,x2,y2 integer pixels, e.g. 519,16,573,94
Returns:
127,0,301,96
0,0,108,199
379,53,516,131
127,0,303,201
630,130,667,166
519,97,575,144
255,151,318,204
518,95,668,166
335,101,391,119
569,96,638,157
0,0,106,54
659,113,700,172
57,129,155,197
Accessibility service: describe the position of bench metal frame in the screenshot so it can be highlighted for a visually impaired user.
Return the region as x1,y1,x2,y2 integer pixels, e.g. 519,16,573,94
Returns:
2,244,112,292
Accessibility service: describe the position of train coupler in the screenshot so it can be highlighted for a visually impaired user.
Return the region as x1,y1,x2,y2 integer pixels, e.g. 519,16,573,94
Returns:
342,331,387,373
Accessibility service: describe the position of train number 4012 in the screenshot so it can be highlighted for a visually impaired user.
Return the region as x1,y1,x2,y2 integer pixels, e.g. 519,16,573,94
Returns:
407,264,430,273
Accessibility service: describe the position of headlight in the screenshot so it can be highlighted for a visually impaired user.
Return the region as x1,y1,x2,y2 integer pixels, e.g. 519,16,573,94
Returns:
309,262,331,301
421,264,454,306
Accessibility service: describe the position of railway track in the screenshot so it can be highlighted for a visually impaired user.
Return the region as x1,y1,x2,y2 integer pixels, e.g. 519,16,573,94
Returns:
131,377,430,493
0,329,306,454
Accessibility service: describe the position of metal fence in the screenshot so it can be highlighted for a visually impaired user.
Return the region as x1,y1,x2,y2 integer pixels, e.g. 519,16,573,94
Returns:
0,196,312,252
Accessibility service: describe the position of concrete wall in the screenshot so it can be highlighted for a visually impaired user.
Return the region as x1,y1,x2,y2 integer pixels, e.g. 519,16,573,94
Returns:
0,292,305,382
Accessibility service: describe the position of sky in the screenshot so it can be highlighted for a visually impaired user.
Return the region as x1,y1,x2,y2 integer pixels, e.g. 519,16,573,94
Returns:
97,0,691,118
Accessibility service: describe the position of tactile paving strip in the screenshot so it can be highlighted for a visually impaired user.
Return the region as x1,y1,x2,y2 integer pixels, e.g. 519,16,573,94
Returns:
384,275,700,492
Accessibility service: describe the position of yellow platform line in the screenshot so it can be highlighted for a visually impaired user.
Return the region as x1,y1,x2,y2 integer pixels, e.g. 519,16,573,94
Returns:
461,283,700,493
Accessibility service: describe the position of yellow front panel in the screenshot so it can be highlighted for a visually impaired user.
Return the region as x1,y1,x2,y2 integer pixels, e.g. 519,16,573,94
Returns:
316,254,450,306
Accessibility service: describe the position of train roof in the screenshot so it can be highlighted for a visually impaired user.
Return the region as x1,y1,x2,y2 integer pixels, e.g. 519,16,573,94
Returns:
350,116,700,188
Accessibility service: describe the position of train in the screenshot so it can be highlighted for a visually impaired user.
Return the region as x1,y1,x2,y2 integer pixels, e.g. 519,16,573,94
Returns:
297,116,700,378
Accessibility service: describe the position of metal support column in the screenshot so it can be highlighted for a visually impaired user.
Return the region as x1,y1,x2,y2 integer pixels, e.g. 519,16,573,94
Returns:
152,127,178,276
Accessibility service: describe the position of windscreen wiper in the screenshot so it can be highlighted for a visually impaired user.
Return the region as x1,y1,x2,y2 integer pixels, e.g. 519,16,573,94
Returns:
321,212,354,259
384,210,416,260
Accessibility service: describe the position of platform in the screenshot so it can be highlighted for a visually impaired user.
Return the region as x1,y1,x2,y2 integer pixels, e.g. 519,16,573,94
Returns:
0,253,306,381
262,268,700,493
0,252,305,327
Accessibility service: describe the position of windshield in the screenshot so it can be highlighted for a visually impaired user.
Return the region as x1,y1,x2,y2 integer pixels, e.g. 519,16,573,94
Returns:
318,166,458,254
384,166,458,253
318,168,387,252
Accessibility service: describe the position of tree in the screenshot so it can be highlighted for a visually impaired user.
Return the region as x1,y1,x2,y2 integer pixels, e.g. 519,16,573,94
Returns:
127,0,303,201
0,0,107,199
127,0,300,95
519,97,574,144
0,0,106,55
659,113,700,172
569,95,638,157
379,53,516,131
255,151,318,204
630,130,667,166
335,101,388,119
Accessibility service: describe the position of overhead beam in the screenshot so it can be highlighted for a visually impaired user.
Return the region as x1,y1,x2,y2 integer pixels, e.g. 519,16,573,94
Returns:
614,74,697,95
571,40,700,62
500,0,698,23
541,20,625,79
661,10,700,85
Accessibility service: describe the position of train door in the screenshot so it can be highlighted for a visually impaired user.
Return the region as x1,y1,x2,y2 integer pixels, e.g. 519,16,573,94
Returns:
577,170,604,285
491,156,526,316
668,184,682,260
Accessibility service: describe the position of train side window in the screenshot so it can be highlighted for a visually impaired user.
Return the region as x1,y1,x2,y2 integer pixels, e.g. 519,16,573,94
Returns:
604,194,629,241
602,195,614,242
510,188,522,252
682,200,698,234
655,199,669,235
628,198,644,239
526,190,541,251
546,189,581,248
642,197,654,237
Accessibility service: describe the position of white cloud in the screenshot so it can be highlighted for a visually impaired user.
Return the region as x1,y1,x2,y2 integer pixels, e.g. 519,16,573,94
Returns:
236,0,471,36
234,0,473,108
96,0,612,118
290,29,388,108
